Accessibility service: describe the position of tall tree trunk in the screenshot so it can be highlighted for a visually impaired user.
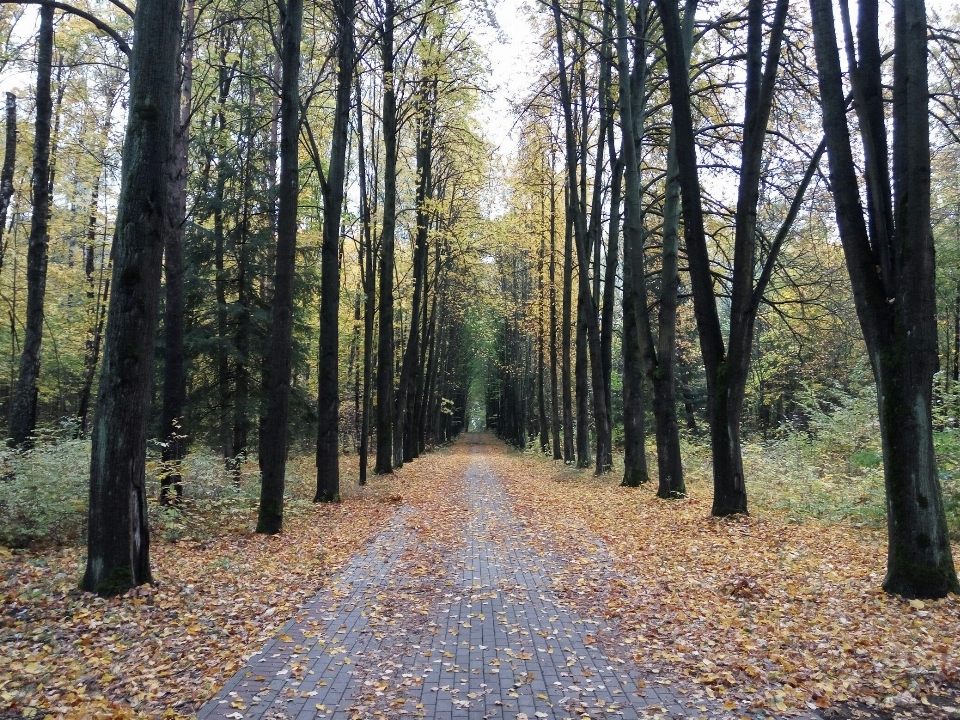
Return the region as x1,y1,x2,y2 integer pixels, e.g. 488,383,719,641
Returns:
0,92,15,267
809,0,959,598
575,285,591,467
82,0,179,595
315,0,355,502
375,0,397,475
552,0,611,474
538,194,549,455
396,86,433,467
256,0,303,534
653,0,788,515
619,0,688,495
561,182,574,463
548,157,562,460
356,78,374,485
8,5,53,447
160,0,193,506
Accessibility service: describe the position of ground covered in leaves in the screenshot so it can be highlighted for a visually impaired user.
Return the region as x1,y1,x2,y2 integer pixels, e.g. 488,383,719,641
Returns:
490,450,960,719
3,436,960,719
0,456,407,718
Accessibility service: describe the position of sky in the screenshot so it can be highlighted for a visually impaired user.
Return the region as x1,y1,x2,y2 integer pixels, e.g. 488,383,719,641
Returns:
472,0,543,156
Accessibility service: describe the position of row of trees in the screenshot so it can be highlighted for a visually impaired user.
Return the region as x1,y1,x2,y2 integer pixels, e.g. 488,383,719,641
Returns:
2,0,959,599
483,0,960,598
0,0,489,594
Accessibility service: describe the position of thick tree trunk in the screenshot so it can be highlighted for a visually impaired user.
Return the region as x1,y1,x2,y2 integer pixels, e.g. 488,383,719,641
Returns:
809,0,959,597
548,161,562,460
651,129,686,498
160,1,193,506
621,249,648,486
8,5,53,447
315,0,355,502
82,0,179,595
375,0,397,475
256,0,303,534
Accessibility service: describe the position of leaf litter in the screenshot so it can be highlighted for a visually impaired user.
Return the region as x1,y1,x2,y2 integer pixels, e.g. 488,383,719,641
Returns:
3,437,960,719
489,449,960,719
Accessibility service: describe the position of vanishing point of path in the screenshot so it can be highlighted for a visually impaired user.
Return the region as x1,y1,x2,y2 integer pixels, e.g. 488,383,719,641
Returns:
198,436,715,720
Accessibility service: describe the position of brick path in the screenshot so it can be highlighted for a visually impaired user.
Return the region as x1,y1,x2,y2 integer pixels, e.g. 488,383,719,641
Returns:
197,444,714,720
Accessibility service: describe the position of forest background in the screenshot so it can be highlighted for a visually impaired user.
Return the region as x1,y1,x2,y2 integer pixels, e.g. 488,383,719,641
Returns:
0,0,958,590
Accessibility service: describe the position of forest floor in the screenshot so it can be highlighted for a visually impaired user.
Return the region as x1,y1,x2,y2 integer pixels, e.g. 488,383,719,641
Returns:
0,433,959,719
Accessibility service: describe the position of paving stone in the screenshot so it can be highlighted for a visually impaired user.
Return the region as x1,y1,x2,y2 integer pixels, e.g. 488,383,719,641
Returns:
198,447,732,720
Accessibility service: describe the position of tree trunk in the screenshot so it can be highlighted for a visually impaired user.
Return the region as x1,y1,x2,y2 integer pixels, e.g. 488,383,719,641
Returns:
396,85,433,467
160,0,193,506
356,78,374,485
82,0,179,595
256,0,303,534
8,4,53,447
0,92,16,267
561,182,574,463
538,198,549,455
548,155,562,460
315,0,355,502
375,0,397,475
551,0,611,474
809,0,959,598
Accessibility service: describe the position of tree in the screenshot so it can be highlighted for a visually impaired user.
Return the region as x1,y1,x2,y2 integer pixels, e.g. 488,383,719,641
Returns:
653,0,820,515
808,0,960,597
375,0,398,475
314,0,356,503
0,92,15,265
82,0,180,596
256,0,304,534
8,4,53,447
160,0,194,506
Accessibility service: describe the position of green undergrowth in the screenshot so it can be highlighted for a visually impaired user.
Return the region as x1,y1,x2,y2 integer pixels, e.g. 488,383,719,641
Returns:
739,382,960,540
0,431,371,549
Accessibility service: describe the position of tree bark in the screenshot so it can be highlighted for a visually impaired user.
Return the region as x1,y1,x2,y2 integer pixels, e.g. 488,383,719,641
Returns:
356,78,374,485
548,155,562,460
256,0,303,534
8,4,53,447
160,0,193,506
0,92,16,268
315,0,355,502
82,0,180,595
561,181,574,463
375,0,398,475
809,0,959,598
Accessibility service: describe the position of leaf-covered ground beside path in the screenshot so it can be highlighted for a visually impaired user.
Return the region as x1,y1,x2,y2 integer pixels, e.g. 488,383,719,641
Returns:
5,435,960,719
0,457,411,718
490,450,960,719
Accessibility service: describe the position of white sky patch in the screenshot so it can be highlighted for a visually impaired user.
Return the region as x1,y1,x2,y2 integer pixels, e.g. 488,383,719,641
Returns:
473,0,541,157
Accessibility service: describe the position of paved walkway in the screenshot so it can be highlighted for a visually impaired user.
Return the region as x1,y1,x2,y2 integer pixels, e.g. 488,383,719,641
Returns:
198,444,709,719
